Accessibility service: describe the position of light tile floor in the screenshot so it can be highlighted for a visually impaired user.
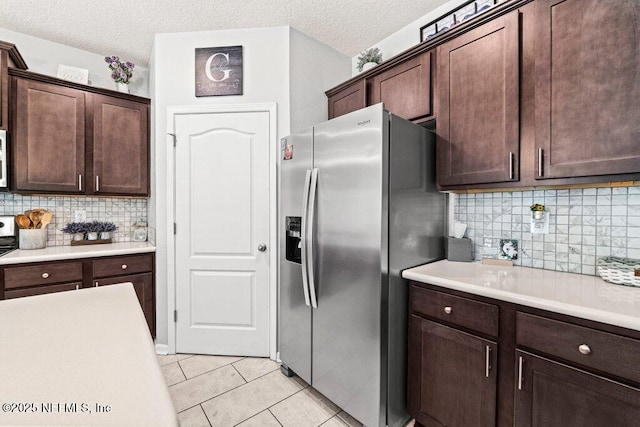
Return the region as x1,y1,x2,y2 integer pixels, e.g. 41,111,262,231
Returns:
158,353,367,427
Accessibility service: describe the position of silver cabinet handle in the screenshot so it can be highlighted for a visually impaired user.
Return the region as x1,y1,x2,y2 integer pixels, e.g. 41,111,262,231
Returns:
300,169,312,307
578,344,591,355
537,148,543,177
307,168,319,309
509,152,514,180
96,175,100,192
42,272,49,279
121,264,128,270
444,306,452,314
518,356,524,390
485,346,491,378
258,243,267,252
78,174,82,191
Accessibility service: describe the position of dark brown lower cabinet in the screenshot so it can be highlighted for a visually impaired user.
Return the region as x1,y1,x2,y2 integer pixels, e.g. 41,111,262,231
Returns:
408,281,640,427
408,315,497,427
515,351,640,427
93,272,154,336
0,252,155,337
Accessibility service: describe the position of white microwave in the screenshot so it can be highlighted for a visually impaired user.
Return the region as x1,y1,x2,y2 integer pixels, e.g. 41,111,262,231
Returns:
0,130,6,188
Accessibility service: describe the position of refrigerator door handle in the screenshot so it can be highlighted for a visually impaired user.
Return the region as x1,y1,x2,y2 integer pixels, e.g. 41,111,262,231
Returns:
300,169,312,307
307,168,319,309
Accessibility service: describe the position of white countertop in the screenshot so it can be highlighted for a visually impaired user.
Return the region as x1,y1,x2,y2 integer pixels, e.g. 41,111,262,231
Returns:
0,283,178,426
403,260,640,332
0,242,155,265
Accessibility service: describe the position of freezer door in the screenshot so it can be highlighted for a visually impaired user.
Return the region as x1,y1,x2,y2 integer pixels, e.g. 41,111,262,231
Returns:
278,130,313,384
312,104,387,427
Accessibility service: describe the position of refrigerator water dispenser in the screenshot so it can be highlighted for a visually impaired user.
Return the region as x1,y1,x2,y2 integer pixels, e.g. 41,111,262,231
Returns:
285,216,302,263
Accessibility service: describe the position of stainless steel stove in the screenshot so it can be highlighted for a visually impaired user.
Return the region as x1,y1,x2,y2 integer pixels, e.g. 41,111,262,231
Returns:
0,215,17,256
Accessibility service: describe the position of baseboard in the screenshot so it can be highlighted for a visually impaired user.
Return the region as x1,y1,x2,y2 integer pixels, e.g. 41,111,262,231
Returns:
155,343,169,355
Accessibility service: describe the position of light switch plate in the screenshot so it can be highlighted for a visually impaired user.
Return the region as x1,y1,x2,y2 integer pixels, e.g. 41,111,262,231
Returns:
74,210,86,222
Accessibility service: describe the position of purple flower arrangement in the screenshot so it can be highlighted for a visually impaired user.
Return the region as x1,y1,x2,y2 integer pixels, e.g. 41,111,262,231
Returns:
61,221,118,235
104,55,135,84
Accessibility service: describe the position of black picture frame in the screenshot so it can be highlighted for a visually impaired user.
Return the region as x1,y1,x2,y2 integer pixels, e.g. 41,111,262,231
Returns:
419,0,498,42
195,45,243,97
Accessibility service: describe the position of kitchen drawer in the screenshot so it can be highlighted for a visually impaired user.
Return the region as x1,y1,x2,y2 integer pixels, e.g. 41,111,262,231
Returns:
4,261,83,289
411,285,499,337
4,282,82,299
516,312,640,384
92,254,153,278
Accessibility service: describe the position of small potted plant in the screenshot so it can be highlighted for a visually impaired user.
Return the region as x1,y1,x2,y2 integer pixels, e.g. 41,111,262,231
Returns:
356,48,383,72
99,222,118,240
105,55,135,93
530,203,546,220
61,222,87,241
85,220,102,241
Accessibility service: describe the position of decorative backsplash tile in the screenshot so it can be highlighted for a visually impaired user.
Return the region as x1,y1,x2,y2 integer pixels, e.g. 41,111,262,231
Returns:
0,193,147,246
454,186,640,275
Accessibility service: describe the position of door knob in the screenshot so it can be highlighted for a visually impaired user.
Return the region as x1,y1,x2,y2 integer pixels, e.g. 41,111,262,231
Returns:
258,243,267,252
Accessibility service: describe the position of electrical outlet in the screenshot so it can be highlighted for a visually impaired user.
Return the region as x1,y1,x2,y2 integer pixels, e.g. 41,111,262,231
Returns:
483,237,493,248
74,210,86,222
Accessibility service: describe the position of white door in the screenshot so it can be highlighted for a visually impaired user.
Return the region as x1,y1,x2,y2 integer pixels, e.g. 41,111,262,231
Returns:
174,111,270,356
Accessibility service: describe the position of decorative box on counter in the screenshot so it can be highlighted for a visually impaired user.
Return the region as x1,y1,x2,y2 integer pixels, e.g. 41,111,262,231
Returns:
445,237,473,262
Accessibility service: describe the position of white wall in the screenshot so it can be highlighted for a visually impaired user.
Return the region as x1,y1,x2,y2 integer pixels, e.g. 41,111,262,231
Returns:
351,0,467,76
150,25,350,348
0,27,149,97
151,26,290,347
289,29,351,132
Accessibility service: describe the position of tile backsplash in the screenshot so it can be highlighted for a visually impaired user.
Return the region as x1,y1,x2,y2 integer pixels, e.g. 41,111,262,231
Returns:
0,193,147,246
454,186,640,275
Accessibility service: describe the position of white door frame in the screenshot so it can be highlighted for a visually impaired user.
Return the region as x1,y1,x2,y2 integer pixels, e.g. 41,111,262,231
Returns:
166,103,278,359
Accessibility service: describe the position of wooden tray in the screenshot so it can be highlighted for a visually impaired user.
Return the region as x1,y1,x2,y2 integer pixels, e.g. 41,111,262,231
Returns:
71,238,112,246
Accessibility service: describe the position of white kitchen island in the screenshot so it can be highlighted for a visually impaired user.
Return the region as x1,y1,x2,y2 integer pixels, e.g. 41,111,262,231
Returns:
0,283,178,426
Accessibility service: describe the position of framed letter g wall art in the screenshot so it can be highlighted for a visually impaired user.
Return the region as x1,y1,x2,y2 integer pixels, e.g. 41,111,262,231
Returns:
195,46,243,96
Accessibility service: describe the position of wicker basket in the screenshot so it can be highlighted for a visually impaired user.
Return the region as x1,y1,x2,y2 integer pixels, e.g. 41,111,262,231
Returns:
597,257,640,287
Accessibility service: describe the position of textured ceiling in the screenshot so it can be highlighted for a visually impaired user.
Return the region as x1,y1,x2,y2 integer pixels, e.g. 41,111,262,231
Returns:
0,0,449,67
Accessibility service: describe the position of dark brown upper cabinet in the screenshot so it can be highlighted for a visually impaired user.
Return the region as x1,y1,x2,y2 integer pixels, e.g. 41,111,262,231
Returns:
369,51,431,121
91,94,149,195
11,70,150,196
13,78,86,193
0,41,27,131
324,0,640,189
534,0,640,180
436,11,520,187
327,79,366,119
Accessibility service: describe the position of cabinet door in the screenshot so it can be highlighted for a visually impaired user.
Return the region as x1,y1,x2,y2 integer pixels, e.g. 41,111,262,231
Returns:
436,11,520,186
408,315,497,427
91,94,149,195
13,78,85,193
534,0,640,179
327,79,366,119
0,49,8,130
94,272,154,337
369,51,431,121
515,351,640,427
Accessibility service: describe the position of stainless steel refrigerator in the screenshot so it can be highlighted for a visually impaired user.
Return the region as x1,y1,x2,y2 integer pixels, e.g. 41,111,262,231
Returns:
278,104,445,427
